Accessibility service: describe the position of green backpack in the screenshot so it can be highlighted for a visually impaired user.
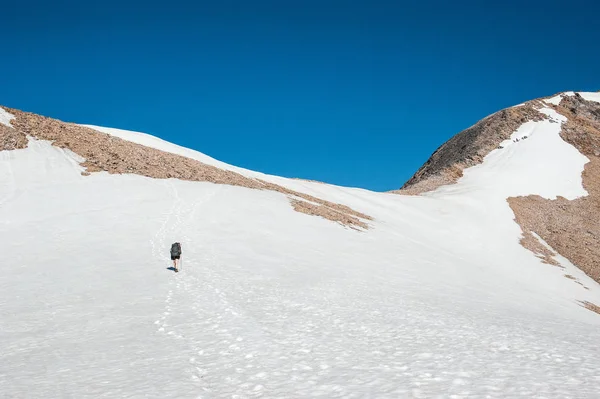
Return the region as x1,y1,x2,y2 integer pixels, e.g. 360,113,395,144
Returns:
170,242,181,257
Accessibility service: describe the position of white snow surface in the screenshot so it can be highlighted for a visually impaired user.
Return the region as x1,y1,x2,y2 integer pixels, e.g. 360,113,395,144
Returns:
2,112,600,398
0,106,15,128
544,94,563,105
579,91,600,104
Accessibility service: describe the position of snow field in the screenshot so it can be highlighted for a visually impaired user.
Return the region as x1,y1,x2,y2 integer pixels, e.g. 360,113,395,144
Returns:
1,103,600,398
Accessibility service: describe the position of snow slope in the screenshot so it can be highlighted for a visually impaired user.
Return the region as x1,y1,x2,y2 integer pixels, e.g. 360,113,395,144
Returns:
0,107,14,128
579,91,600,104
2,103,600,398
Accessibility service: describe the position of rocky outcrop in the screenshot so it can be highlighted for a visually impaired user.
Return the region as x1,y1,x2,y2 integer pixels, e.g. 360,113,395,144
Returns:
581,301,600,315
0,106,371,230
509,94,600,284
0,123,27,151
394,104,546,194
258,179,371,229
394,91,600,287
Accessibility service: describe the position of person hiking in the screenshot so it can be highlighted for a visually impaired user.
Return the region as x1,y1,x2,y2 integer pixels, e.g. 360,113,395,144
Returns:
170,242,182,272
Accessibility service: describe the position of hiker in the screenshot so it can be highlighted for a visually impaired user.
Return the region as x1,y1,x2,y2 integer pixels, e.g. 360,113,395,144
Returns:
170,242,182,272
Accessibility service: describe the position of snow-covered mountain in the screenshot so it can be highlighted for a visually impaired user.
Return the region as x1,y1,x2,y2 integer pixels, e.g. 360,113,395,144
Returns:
1,92,600,398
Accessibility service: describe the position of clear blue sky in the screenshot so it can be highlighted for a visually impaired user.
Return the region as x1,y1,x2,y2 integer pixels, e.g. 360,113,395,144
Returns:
1,0,598,191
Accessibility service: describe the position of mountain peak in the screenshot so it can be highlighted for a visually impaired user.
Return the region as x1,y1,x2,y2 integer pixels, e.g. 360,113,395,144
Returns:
396,91,600,292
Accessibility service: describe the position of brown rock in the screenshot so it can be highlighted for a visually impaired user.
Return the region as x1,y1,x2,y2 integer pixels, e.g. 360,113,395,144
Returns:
394,103,545,195
509,94,600,284
0,119,28,151
580,301,600,315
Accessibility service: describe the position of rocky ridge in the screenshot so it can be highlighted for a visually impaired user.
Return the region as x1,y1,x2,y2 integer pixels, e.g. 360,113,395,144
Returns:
0,107,372,230
394,102,545,194
509,93,600,286
398,92,600,288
